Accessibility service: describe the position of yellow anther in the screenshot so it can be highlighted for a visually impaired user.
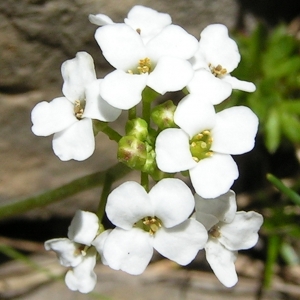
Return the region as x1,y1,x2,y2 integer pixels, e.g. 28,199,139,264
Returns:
209,226,221,238
209,63,227,77
200,142,207,149
74,100,85,119
191,142,196,147
193,156,200,162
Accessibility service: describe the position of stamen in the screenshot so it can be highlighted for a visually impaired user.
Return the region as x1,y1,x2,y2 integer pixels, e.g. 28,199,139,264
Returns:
189,130,213,161
136,28,141,34
209,63,227,77
209,225,221,238
74,100,85,119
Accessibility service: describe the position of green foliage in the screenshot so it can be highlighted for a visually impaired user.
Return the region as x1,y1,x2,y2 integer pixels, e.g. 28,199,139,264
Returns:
222,24,300,153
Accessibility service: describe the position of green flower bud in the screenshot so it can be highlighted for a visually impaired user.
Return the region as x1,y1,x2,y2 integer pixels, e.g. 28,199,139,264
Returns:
125,118,148,141
151,100,177,130
118,136,147,169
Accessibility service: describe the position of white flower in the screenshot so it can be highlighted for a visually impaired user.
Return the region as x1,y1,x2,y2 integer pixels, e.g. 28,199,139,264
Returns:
89,5,172,44
188,24,256,105
94,23,198,109
98,178,208,275
195,190,263,287
65,248,97,294
45,210,99,293
155,95,259,198
31,51,121,161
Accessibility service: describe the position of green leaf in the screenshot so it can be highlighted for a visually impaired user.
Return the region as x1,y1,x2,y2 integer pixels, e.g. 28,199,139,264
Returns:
265,108,281,153
280,112,300,143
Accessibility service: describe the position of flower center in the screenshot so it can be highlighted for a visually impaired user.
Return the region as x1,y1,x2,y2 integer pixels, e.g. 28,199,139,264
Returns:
189,130,213,162
135,216,162,235
208,225,221,238
74,100,86,120
128,57,152,74
209,63,227,77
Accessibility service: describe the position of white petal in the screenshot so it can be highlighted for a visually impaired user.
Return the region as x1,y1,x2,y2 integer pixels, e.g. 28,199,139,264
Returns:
103,227,153,275
65,250,97,293
147,56,194,95
125,5,171,43
92,229,112,265
190,153,239,198
222,74,256,92
62,52,96,102
149,178,194,228
100,70,147,110
106,181,153,230
174,94,216,138
88,14,114,26
155,128,197,172
211,106,259,155
95,24,147,70
199,24,240,73
31,97,77,136
83,79,121,121
146,25,198,62
44,238,82,267
205,238,238,287
195,190,237,229
187,69,232,105
219,211,264,251
153,219,208,265
67,210,99,246
194,212,219,231
52,118,95,161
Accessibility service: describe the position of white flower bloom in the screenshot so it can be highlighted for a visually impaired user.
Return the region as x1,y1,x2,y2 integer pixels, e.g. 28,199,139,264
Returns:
45,210,99,293
94,23,198,109
188,24,256,104
195,190,263,287
31,52,121,161
99,179,208,275
65,248,97,294
89,5,172,44
155,95,259,198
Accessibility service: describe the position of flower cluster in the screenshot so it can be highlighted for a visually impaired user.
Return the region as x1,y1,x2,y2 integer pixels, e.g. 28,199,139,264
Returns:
34,5,263,294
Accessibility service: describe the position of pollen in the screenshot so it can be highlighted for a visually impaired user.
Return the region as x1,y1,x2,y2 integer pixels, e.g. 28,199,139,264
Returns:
189,130,213,161
137,58,151,74
74,100,85,120
142,216,162,235
209,225,221,238
209,63,227,77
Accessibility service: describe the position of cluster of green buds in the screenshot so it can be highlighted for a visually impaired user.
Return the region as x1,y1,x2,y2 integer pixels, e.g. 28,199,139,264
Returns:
118,100,177,181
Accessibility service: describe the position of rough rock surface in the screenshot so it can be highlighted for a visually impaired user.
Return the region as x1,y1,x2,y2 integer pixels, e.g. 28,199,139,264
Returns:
0,0,238,92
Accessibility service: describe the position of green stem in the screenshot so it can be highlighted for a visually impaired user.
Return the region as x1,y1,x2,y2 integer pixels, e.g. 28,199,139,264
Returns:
142,100,151,125
267,173,300,206
128,107,136,120
0,163,131,220
96,173,113,222
93,121,122,142
141,172,149,192
263,234,281,289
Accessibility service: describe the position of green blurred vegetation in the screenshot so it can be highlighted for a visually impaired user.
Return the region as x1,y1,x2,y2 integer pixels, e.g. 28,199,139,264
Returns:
222,23,300,154
227,24,300,292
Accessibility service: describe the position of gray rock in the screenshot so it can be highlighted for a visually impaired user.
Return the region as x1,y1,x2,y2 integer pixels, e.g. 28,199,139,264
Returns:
0,0,238,93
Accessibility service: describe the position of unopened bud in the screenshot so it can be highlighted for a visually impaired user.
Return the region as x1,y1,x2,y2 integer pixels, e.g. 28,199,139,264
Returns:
118,136,147,169
151,100,177,130
125,118,148,141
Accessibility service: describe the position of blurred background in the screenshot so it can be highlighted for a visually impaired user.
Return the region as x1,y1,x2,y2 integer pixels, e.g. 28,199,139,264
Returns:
0,0,300,299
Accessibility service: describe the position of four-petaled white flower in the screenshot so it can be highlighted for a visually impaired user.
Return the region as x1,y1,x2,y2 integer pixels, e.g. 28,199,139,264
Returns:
96,178,208,275
94,22,198,109
155,94,259,198
89,5,172,44
45,210,99,293
188,24,256,105
195,190,263,287
31,51,121,161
